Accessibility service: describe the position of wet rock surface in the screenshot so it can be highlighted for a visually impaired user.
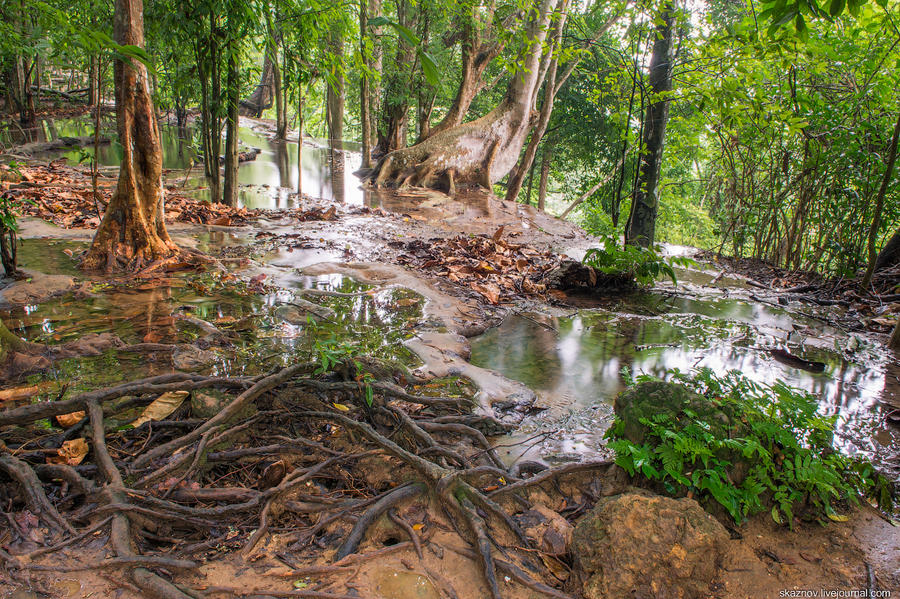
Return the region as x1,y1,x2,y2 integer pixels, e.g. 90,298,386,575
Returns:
573,491,730,599
0,270,76,309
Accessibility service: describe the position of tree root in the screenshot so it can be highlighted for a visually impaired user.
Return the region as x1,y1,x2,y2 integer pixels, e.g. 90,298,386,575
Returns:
0,361,591,599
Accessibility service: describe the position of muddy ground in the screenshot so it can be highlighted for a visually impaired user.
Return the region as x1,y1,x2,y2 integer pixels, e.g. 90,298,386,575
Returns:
1,114,898,599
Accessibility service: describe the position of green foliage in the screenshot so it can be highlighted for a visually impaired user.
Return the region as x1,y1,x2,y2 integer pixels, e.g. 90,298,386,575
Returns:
582,234,694,286
606,368,896,525
307,316,376,407
1,162,31,234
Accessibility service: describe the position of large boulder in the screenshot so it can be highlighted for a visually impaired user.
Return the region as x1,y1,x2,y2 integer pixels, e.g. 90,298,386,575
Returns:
573,492,730,599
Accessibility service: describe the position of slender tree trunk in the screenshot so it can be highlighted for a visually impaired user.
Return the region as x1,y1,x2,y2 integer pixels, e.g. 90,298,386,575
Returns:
223,42,240,207
537,138,555,212
296,83,304,196
360,0,372,167
82,0,177,271
240,52,275,117
380,0,413,152
861,111,900,289
625,2,675,247
504,0,569,202
368,0,382,154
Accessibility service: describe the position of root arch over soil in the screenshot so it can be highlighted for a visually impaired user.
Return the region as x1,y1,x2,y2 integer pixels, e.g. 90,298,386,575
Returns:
0,359,616,598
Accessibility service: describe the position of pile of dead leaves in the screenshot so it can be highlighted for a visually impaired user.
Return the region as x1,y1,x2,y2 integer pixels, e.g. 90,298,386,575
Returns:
2,163,259,228
396,226,562,304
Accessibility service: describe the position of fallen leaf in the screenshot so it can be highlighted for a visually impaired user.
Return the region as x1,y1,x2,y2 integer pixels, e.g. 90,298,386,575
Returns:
130,391,189,428
48,438,89,465
56,411,86,428
332,402,351,412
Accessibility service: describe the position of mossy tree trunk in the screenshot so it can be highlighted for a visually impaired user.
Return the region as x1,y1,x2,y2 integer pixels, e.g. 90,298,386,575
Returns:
81,0,178,272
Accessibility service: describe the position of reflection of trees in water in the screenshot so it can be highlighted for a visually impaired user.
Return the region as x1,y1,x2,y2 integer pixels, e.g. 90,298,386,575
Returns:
329,140,345,203
273,140,291,192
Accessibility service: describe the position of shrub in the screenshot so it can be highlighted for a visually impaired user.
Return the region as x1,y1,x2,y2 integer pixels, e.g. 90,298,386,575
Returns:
606,368,895,525
582,233,694,287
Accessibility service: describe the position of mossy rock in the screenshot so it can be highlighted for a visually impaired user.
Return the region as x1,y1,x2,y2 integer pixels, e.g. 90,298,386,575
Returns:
614,381,746,445
614,381,751,486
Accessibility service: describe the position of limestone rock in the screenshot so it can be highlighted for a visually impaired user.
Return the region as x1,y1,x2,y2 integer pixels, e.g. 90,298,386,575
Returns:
173,345,217,371
0,271,75,309
191,389,231,418
573,492,730,599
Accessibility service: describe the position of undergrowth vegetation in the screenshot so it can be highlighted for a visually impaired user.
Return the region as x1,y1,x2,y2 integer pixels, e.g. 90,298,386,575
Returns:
582,234,695,286
607,368,896,526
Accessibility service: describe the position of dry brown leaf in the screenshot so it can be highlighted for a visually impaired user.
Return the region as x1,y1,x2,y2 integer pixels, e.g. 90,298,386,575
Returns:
48,438,89,466
56,411,86,428
130,391,189,428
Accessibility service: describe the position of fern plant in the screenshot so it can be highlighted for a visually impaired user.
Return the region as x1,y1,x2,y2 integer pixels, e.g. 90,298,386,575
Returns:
606,368,895,526
582,234,695,286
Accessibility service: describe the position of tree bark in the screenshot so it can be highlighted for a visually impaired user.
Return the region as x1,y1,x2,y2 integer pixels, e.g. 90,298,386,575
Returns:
537,138,555,212
240,50,275,117
223,41,240,207
861,111,900,289
368,0,560,192
625,2,675,248
424,16,505,140
379,0,413,153
81,0,177,272
360,0,372,167
505,7,621,203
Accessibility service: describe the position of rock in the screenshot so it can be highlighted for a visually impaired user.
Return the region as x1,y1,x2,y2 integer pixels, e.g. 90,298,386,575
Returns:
55,332,123,358
173,345,217,371
191,389,231,418
275,300,335,324
0,271,75,309
515,503,574,556
573,492,730,599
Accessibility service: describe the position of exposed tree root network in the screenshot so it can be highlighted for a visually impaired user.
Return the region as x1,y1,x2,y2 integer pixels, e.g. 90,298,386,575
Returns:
0,359,616,598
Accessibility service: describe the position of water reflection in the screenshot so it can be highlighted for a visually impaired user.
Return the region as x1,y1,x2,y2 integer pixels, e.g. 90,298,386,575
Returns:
2,116,364,210
471,301,900,479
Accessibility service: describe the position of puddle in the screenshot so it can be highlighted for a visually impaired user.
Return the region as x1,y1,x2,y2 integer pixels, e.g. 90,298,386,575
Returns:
471,295,900,480
16,239,87,277
373,569,440,599
2,241,423,391
3,116,365,210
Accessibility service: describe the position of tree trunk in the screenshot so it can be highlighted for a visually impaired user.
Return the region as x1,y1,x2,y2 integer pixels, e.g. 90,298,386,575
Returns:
368,0,382,154
625,2,675,248
360,0,372,167
296,83,304,196
368,0,560,192
504,0,569,202
861,111,900,289
240,51,275,117
379,0,413,153
223,42,240,207
537,138,555,212
81,0,178,272
326,28,345,145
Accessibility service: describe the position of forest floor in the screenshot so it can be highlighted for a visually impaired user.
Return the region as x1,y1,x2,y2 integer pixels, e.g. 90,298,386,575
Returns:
1,113,898,599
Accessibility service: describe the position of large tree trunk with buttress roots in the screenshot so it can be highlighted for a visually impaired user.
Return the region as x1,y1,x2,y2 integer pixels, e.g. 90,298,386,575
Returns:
81,0,178,271
367,0,558,192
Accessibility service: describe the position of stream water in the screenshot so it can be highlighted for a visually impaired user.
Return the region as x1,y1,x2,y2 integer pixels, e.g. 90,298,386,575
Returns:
1,116,364,208
2,116,899,486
